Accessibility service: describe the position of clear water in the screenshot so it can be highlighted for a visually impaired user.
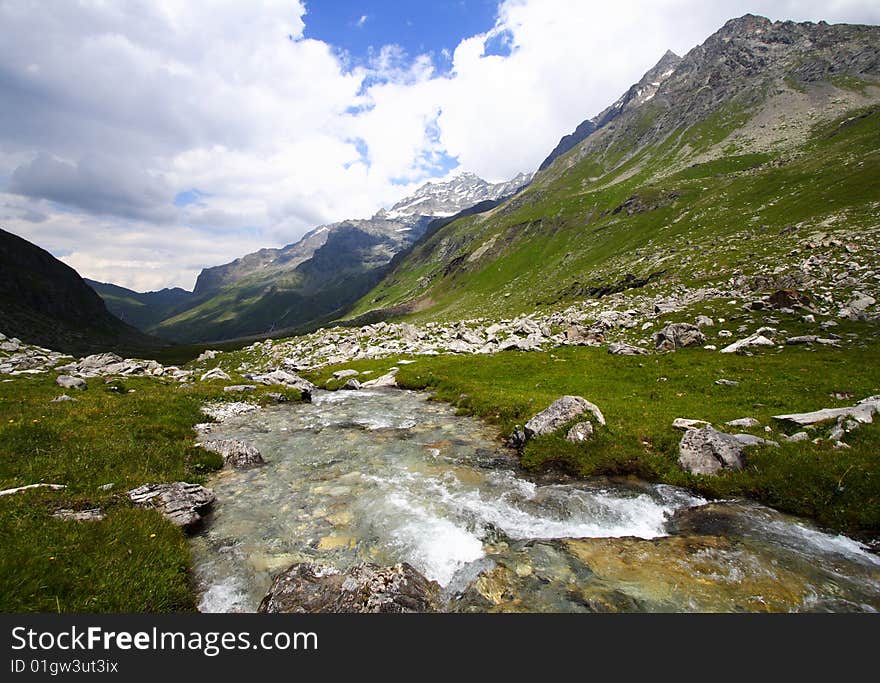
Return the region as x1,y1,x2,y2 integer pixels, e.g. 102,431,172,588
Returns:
189,389,880,613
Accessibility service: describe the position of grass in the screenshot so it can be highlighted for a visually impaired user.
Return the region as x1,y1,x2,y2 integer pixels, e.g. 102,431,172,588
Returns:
307,341,880,539
0,373,303,612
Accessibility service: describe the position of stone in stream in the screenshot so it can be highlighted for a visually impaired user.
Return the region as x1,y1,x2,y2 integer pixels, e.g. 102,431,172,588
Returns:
654,323,706,352
56,375,86,390
199,439,265,469
128,482,215,531
258,562,441,613
524,395,606,439
678,427,778,476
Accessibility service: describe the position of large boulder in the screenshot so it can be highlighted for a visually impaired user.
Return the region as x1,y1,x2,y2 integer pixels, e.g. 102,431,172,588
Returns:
654,323,706,352
678,427,777,476
258,562,442,613
524,395,606,439
199,439,264,469
128,482,215,530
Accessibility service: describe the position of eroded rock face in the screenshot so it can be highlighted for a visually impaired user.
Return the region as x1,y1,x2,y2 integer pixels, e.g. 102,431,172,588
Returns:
654,323,705,351
258,562,441,613
199,439,264,469
128,482,215,531
524,395,606,438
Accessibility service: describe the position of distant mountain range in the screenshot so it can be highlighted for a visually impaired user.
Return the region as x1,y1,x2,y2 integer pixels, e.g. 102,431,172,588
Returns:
89,171,532,343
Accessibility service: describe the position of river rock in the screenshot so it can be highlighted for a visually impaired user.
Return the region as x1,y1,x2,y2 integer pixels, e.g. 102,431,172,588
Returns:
525,396,606,439
258,562,441,613
56,375,86,390
128,482,215,530
654,323,706,352
566,421,595,443
678,427,776,476
199,439,265,469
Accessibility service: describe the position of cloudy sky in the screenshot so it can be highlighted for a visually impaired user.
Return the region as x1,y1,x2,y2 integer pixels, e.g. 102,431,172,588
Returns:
1,0,878,291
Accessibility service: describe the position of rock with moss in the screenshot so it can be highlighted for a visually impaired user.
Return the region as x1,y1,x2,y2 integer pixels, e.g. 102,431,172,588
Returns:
258,562,441,613
525,395,606,439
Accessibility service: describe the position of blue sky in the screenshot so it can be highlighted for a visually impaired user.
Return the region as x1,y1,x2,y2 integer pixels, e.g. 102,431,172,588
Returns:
303,0,501,70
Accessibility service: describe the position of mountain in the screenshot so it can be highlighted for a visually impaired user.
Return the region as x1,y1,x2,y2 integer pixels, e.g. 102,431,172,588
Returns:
129,172,531,343
347,15,880,323
538,50,682,171
0,228,165,355
85,279,194,331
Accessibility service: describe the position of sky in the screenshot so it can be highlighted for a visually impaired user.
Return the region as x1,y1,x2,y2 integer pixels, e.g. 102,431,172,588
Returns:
1,1,879,292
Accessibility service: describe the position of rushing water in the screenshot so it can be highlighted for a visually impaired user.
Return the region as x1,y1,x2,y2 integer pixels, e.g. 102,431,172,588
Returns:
190,389,880,613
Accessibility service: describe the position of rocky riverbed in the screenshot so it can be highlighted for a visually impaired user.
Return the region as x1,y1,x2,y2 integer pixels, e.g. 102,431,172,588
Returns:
189,388,880,613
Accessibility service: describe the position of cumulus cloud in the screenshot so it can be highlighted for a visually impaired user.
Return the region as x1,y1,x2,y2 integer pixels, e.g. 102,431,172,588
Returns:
0,0,878,290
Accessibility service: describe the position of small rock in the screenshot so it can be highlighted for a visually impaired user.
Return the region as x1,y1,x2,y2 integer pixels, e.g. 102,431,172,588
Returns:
52,508,105,522
784,432,809,443
565,421,594,443
50,394,77,403
715,379,740,387
672,418,711,431
332,369,360,379
720,334,775,354
608,342,650,355
341,378,361,390
55,375,87,390
200,367,231,382
654,323,706,352
223,384,257,393
725,417,760,428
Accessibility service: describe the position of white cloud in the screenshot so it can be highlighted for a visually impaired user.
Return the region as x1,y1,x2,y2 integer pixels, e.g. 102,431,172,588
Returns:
0,0,878,290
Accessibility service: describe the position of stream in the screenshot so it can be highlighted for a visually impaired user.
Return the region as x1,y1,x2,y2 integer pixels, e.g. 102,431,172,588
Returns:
190,388,880,612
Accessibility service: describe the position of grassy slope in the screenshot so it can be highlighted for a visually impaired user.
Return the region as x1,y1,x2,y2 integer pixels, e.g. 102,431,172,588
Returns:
306,338,880,539
348,95,880,324
0,374,301,612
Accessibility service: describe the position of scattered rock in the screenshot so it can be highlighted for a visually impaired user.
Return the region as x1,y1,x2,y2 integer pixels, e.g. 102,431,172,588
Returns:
199,439,265,469
50,394,77,403
332,369,359,379
715,378,740,387
52,508,105,522
672,418,711,431
200,367,231,382
361,368,399,388
786,335,819,345
694,315,715,328
258,562,441,613
223,384,257,393
773,396,880,427
128,482,215,530
55,375,86,390
720,334,775,354
608,342,650,355
525,396,606,439
654,323,706,352
0,483,67,497
725,417,760,428
566,421,594,443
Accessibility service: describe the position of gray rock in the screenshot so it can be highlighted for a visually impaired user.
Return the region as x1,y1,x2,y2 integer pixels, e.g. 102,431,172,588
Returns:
199,439,264,469
565,326,605,346
525,395,606,438
259,562,441,613
341,378,361,390
361,368,398,388
201,367,231,381
50,394,77,403
786,335,819,345
672,418,712,431
332,369,359,379
607,342,650,355
773,397,880,427
565,421,594,443
785,432,810,443
52,508,105,522
695,315,715,328
678,427,777,476
725,417,760,428
250,369,316,395
720,334,775,354
128,482,215,530
55,375,86,390
223,384,257,393
715,378,740,387
654,323,706,352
